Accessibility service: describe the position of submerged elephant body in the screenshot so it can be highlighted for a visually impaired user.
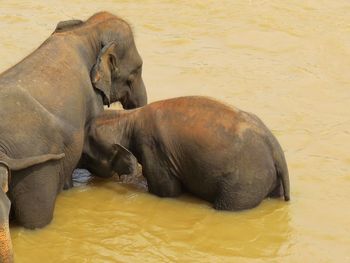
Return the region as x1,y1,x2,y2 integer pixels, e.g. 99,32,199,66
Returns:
85,96,290,211
0,12,147,261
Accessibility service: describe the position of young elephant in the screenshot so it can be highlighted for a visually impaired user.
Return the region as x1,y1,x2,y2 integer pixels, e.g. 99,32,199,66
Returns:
83,96,290,210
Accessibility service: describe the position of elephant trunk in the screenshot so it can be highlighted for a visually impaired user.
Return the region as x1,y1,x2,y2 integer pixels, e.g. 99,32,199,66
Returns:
269,135,290,201
0,222,13,263
135,78,147,107
123,78,147,109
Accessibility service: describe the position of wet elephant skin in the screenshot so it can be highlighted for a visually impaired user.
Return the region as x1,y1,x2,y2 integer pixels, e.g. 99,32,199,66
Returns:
0,11,147,262
84,96,290,211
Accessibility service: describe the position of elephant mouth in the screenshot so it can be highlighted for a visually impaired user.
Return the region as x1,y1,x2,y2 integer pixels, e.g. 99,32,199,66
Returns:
103,96,110,107
120,93,136,110
123,102,135,110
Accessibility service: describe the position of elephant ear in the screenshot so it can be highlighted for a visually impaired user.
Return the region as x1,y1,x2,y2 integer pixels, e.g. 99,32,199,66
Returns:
55,19,83,32
91,42,119,107
110,144,138,177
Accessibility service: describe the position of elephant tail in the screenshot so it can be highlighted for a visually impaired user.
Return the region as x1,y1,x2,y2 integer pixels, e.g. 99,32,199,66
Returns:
269,135,290,201
275,152,290,201
0,151,65,171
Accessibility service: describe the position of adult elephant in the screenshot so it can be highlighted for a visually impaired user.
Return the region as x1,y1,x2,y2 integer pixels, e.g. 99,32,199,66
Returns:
0,11,147,261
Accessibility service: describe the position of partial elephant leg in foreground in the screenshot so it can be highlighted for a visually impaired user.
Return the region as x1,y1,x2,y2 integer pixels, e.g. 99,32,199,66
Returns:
0,165,13,262
0,220,12,263
9,163,61,229
0,217,12,263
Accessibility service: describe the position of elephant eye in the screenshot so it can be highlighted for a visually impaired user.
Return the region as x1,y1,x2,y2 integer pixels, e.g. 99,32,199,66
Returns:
131,65,142,75
126,77,133,88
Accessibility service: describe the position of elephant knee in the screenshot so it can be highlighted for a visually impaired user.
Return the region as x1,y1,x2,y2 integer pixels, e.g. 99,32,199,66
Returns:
12,191,56,229
13,199,54,229
149,180,182,198
214,185,263,211
18,213,53,229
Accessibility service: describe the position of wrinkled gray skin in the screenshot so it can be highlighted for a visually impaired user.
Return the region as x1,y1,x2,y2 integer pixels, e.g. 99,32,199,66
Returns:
84,96,290,212
0,12,147,261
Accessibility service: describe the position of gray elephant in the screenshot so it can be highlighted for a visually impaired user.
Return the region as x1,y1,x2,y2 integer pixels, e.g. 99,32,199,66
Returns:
0,12,147,261
84,96,290,212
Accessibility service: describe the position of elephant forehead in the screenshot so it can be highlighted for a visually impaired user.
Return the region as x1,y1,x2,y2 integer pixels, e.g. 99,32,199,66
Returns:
86,12,118,24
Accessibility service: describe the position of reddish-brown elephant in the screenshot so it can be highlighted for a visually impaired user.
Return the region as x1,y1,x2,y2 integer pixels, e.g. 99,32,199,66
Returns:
84,96,290,211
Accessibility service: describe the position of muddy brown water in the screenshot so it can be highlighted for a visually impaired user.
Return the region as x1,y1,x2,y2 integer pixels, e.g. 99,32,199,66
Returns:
1,1,350,262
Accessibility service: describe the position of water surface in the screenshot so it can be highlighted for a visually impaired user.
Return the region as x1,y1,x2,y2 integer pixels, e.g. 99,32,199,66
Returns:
0,1,349,262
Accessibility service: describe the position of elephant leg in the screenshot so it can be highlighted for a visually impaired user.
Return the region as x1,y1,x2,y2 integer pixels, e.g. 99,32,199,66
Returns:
141,153,181,197
143,166,182,197
214,141,276,211
213,173,270,211
140,146,182,197
63,177,73,190
214,186,263,211
9,163,60,229
62,130,85,191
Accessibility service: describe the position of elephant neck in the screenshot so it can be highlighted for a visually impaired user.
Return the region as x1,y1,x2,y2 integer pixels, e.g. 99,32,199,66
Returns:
93,109,139,153
113,110,137,150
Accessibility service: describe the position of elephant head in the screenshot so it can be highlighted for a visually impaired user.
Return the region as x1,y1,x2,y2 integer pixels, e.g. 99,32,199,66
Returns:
0,163,12,262
82,143,138,179
83,110,138,178
88,13,147,109
55,12,148,109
